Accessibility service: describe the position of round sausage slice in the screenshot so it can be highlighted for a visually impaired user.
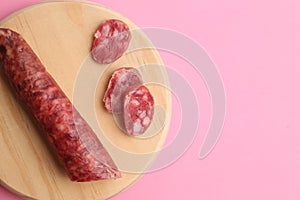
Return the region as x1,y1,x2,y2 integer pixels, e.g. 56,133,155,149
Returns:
103,67,142,114
92,19,131,64
124,85,154,136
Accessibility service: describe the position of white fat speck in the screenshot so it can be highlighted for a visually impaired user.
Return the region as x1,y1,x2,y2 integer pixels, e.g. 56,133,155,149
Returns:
42,94,48,100
143,94,148,101
143,117,150,126
102,39,109,45
139,110,146,118
34,79,41,86
94,30,101,38
136,90,143,95
133,121,142,133
17,46,23,52
56,124,64,131
52,99,59,105
0,29,10,37
102,24,110,35
47,87,57,93
132,99,140,106
113,30,119,37
118,32,126,40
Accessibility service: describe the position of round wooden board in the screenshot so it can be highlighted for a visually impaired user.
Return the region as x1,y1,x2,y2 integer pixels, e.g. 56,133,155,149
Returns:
0,1,171,200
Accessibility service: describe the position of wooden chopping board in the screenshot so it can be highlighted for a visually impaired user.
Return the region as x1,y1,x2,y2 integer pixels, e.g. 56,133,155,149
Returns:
0,1,171,200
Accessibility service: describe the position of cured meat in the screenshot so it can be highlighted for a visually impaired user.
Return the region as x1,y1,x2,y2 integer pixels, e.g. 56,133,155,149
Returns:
103,67,142,114
0,28,120,182
123,85,154,136
92,19,131,64
103,68,154,136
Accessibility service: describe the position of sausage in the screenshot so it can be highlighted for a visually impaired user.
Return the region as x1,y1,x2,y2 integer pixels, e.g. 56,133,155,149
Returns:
0,28,121,182
92,19,131,64
103,67,142,114
123,85,154,136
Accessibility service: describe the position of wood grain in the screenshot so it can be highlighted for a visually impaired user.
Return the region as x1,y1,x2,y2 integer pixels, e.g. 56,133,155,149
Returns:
0,1,171,200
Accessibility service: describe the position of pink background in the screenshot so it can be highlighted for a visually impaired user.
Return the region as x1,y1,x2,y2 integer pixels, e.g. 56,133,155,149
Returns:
1,0,300,199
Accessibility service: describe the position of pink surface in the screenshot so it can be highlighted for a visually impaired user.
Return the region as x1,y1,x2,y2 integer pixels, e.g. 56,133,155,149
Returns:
1,0,300,199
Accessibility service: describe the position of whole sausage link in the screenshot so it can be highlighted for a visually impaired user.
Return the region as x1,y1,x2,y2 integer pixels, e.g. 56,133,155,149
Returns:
0,28,120,182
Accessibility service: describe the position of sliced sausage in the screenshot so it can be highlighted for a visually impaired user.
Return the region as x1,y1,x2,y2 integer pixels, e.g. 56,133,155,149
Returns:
123,85,154,136
103,67,142,114
92,19,131,64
